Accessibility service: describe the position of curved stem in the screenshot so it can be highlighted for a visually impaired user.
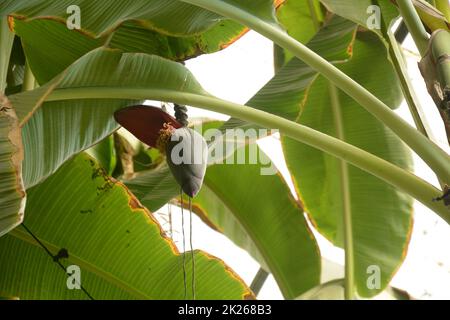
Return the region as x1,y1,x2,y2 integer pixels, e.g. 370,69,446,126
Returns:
308,2,354,298
385,19,431,138
22,61,36,92
329,84,355,300
180,0,450,185
45,87,450,222
250,267,269,296
397,0,430,57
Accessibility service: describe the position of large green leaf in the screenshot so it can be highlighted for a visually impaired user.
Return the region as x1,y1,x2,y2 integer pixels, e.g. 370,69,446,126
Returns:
190,146,321,299
11,17,248,84
12,18,103,85
0,153,252,299
282,32,413,297
3,0,281,85
109,19,247,61
0,0,223,37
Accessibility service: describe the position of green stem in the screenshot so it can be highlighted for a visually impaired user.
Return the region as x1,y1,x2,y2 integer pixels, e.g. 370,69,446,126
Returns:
307,3,354,299
385,20,430,138
397,0,430,56
250,268,269,296
180,0,450,185
273,44,285,72
435,0,450,21
45,87,450,222
22,61,35,92
328,83,355,300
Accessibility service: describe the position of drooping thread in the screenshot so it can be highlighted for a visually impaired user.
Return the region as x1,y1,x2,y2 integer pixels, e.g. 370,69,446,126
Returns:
168,203,173,240
189,197,196,300
21,224,94,300
174,104,189,127
180,189,187,300
174,100,195,299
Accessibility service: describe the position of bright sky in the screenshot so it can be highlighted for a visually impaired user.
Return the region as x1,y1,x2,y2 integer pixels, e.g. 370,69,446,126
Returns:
153,28,450,300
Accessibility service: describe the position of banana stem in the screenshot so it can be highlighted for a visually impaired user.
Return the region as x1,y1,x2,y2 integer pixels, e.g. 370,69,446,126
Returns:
397,0,430,56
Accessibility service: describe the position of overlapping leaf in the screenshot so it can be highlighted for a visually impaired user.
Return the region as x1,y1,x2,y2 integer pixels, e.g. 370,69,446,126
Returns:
0,153,252,299
11,17,248,84
0,0,223,37
282,32,413,297
4,0,283,85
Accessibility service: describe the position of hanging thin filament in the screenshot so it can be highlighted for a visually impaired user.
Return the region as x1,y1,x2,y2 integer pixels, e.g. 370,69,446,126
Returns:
180,189,187,300
21,224,94,300
168,203,173,240
189,196,196,300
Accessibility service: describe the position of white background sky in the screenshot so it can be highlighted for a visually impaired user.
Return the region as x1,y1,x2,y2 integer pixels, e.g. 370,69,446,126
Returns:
153,26,450,300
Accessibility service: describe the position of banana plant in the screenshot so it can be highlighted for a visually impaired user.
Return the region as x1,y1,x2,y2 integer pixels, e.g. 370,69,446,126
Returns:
0,0,449,300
